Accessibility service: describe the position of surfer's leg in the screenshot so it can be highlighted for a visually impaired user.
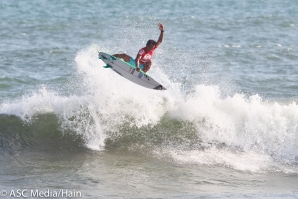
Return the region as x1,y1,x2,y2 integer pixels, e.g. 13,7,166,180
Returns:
139,64,144,70
128,57,137,67
142,60,152,72
113,54,130,62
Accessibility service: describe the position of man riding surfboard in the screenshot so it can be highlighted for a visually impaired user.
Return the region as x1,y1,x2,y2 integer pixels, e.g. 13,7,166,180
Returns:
113,23,164,73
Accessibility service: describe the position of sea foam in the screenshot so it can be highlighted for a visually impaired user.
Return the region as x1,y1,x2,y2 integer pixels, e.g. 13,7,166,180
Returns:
1,45,298,172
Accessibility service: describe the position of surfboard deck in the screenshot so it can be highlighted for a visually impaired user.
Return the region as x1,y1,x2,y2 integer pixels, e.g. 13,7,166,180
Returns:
98,52,166,90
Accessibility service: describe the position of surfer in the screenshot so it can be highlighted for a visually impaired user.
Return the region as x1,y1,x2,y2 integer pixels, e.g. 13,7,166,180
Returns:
113,23,164,73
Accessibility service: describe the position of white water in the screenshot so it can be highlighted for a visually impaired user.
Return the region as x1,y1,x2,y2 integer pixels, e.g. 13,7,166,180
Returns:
1,45,298,173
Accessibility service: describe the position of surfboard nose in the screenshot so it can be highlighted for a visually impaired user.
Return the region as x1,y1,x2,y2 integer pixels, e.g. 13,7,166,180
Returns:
153,85,166,90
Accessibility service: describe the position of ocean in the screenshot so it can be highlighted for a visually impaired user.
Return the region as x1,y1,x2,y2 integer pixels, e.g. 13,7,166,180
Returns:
1,0,298,198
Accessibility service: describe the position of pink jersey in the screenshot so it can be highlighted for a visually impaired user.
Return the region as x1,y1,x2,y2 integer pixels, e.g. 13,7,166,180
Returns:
138,47,157,64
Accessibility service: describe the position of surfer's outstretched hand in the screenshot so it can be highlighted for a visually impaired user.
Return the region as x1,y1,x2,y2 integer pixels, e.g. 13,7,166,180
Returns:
158,23,164,31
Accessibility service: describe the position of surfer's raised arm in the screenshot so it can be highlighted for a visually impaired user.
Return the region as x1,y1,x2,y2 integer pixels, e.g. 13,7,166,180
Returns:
155,23,164,48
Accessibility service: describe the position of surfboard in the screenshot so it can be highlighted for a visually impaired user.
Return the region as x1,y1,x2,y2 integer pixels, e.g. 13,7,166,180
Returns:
98,52,166,90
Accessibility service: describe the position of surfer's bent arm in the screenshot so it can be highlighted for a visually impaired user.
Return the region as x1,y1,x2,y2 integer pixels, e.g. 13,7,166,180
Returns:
135,54,141,71
155,23,164,48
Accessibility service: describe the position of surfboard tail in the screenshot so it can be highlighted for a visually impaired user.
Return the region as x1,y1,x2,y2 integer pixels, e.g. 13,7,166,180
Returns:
99,52,117,61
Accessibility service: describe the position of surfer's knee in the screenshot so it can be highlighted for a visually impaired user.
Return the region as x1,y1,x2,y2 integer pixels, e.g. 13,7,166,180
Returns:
143,60,152,72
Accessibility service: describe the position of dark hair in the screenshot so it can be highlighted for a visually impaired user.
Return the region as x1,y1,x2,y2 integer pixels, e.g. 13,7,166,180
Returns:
146,40,156,46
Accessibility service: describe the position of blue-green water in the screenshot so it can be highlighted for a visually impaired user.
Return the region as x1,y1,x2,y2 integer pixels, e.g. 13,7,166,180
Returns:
1,0,298,198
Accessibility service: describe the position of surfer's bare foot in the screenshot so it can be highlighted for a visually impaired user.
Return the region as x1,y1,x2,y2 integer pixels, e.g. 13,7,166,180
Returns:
113,54,130,62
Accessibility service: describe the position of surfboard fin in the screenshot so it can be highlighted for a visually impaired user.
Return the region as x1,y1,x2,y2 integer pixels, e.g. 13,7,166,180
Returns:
103,65,112,68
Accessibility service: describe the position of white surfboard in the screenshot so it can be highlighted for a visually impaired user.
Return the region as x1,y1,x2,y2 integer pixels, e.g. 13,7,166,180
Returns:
98,52,166,90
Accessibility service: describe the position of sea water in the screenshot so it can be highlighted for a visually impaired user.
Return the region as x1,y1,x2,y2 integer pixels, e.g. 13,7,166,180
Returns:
1,0,298,198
